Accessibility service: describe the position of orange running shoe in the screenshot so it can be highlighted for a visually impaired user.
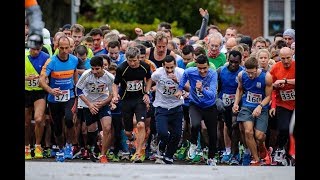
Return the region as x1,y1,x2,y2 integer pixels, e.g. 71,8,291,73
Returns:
99,155,108,163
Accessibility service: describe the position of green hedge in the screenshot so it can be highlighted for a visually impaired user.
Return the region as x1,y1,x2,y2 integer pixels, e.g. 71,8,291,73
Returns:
78,17,185,40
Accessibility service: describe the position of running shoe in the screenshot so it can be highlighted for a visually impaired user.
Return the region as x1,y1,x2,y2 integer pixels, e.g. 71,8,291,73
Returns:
273,148,288,166
25,146,32,160
187,143,197,160
34,145,43,159
220,153,232,164
64,144,73,159
207,158,217,166
242,153,251,166
99,155,108,163
55,149,65,162
229,154,240,165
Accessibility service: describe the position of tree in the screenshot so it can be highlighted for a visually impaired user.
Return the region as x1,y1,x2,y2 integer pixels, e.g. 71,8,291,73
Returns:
81,0,242,34
37,0,72,34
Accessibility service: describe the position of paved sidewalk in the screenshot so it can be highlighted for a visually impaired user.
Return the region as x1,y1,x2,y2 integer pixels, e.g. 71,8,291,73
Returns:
26,161,295,180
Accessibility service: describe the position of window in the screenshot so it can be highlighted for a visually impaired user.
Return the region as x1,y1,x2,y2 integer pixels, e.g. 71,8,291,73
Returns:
268,0,284,36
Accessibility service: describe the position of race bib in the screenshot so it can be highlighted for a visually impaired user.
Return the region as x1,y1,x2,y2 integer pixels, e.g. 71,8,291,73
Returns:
126,80,143,92
222,93,235,106
162,85,177,96
280,89,295,101
26,78,39,87
54,89,70,102
246,91,262,103
89,83,108,94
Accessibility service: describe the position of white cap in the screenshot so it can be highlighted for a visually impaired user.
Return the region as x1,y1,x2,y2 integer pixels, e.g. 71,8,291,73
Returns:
42,28,51,45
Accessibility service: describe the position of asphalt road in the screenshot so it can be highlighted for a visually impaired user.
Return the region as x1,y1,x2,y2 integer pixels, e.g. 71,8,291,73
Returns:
26,159,295,180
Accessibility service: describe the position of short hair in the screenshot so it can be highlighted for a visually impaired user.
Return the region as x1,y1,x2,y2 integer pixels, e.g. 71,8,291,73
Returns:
99,24,111,32
70,24,85,34
182,45,194,55
107,40,120,49
108,62,117,71
75,45,88,56
158,22,171,30
125,46,140,59
228,50,242,61
89,28,103,37
162,55,176,65
196,54,209,65
83,36,93,43
135,44,147,55
256,48,271,59
90,56,103,67
244,56,258,69
154,31,168,45
98,54,111,65
194,46,206,56
275,39,287,49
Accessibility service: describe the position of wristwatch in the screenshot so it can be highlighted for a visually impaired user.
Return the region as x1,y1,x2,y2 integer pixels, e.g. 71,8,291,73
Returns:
258,103,263,107
145,91,150,95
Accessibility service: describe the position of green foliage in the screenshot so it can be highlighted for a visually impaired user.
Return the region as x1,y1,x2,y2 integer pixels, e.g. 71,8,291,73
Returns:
81,0,243,35
78,17,185,40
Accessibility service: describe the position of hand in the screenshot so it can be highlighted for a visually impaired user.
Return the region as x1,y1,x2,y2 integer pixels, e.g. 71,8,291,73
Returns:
273,79,285,88
112,95,119,104
134,27,143,36
269,108,276,117
199,8,208,18
174,90,183,99
182,91,189,98
25,74,39,81
168,73,178,83
215,98,225,112
51,87,63,97
232,104,239,114
109,102,117,110
196,80,202,91
143,94,150,104
95,100,104,109
89,103,99,115
252,105,262,117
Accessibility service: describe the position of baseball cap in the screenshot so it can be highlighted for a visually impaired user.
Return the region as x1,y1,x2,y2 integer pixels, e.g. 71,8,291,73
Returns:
42,28,51,45
62,24,71,31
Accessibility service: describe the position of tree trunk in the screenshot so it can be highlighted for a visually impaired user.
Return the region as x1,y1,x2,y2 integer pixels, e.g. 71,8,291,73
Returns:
37,0,71,36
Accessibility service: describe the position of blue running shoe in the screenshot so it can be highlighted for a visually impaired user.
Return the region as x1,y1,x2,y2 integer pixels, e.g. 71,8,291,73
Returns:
242,153,251,166
64,144,73,159
56,149,65,162
221,153,232,164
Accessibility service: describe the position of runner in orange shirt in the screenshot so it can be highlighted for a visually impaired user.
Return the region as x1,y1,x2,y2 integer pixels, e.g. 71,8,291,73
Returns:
269,47,295,166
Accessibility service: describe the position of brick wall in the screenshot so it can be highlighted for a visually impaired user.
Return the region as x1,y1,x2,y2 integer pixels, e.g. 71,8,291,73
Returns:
222,0,264,39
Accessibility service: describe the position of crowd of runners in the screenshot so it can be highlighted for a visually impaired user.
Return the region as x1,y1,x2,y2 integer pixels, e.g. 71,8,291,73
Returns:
25,3,295,166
